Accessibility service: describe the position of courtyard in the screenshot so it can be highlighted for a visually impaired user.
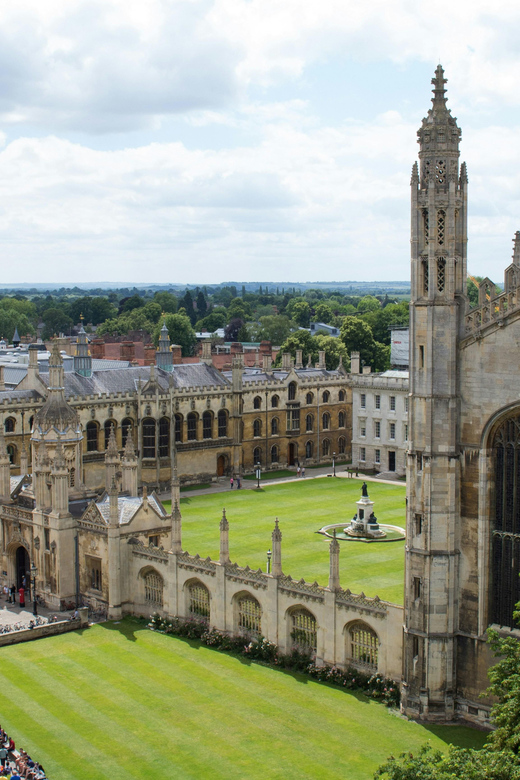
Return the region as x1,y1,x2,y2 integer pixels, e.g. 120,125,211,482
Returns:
169,476,407,604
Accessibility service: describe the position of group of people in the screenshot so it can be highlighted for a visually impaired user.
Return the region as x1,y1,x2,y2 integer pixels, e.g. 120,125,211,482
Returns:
3,582,27,609
0,729,46,779
295,464,306,478
229,476,241,489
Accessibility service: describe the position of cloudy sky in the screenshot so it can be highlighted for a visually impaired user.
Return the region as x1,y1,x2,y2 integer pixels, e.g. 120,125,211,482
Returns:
0,0,519,285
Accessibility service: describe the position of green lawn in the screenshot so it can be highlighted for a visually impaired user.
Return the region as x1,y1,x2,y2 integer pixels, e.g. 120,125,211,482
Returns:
169,477,407,604
0,620,487,780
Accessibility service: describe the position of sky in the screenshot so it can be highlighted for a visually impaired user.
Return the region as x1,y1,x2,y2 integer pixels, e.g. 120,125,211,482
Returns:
1,1,520,286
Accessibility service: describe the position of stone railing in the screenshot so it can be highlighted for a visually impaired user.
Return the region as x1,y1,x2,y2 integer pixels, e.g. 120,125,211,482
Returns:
225,563,268,590
464,288,520,338
278,575,325,603
335,588,388,618
1,505,33,523
177,551,217,576
0,611,89,648
130,540,170,564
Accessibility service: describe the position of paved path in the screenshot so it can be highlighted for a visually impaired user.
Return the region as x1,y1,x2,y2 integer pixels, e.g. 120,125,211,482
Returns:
159,466,405,500
0,599,71,629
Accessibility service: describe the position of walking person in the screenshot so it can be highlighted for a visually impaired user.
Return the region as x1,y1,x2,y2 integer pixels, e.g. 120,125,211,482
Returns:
230,476,234,489
9,585,15,604
302,466,305,478
296,465,300,478
236,476,241,490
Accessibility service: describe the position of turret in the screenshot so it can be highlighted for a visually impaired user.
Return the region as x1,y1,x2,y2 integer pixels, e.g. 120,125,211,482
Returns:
219,508,230,565
74,321,92,377
271,518,282,577
156,321,173,372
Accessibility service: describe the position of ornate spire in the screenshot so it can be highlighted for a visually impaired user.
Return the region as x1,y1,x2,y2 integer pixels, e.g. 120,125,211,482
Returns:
271,518,282,576
328,529,340,590
106,424,119,460
219,507,229,531
219,508,230,564
123,430,136,460
431,64,448,110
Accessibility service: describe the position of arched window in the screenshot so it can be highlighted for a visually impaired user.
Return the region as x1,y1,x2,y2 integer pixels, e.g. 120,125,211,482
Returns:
305,440,313,459
237,594,262,636
271,445,278,464
4,418,15,433
253,396,262,410
322,412,330,430
338,411,345,428
217,410,227,438
6,445,15,464
288,382,297,401
142,418,156,458
349,622,378,671
271,395,279,408
69,467,75,487
271,417,279,436
338,436,346,455
202,411,213,440
306,392,313,404
437,257,446,293
187,413,197,441
322,438,330,456
322,391,330,403
144,570,163,607
253,447,262,465
188,581,210,620
122,418,133,447
253,419,262,437
422,257,429,295
339,390,345,402
104,420,116,449
29,415,34,431
492,415,520,626
86,422,99,452
291,608,317,650
175,414,183,443
159,417,170,457
306,414,313,432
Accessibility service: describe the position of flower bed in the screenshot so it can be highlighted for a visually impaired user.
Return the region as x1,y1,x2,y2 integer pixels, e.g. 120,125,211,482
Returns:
148,614,400,707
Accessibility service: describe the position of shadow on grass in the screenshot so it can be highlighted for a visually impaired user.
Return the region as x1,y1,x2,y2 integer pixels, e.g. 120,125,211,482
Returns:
422,723,490,750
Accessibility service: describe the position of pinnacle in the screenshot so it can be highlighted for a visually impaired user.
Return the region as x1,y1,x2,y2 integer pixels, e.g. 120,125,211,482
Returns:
431,64,448,106
123,430,136,459
106,424,119,459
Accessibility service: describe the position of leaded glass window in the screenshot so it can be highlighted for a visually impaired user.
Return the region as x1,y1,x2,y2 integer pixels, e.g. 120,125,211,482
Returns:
349,622,378,671
189,583,210,619
217,410,228,437
142,418,156,458
492,415,520,626
159,417,170,457
238,596,262,636
437,257,446,293
291,608,317,650
144,571,163,606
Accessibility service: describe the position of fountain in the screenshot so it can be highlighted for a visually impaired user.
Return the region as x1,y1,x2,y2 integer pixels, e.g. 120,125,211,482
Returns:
344,482,387,539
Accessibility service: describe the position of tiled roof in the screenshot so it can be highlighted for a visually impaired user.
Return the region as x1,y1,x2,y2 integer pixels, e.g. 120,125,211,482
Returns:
96,492,167,526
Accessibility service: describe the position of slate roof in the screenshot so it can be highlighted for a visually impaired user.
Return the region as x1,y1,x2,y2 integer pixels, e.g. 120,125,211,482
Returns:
0,389,44,402
225,367,341,384
91,359,131,370
96,492,167,526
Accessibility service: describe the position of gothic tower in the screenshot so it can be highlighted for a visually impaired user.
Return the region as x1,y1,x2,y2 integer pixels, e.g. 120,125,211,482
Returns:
402,66,468,720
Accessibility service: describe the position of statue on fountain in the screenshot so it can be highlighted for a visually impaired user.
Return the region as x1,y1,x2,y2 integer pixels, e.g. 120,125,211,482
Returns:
361,482,368,497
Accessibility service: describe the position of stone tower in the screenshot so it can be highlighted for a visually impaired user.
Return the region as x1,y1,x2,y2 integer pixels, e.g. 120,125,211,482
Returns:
402,66,468,720
74,321,92,377
156,321,173,372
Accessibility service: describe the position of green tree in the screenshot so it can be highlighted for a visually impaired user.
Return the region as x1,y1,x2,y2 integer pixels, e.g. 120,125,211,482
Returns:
286,298,311,327
340,316,376,367
376,743,520,780
197,311,226,333
314,302,335,324
257,315,294,346
196,291,207,319
42,307,73,339
227,298,252,322
0,311,34,342
153,291,178,314
275,330,316,366
313,334,350,371
142,301,162,324
156,313,196,356
357,294,381,313
120,294,144,314
180,290,196,325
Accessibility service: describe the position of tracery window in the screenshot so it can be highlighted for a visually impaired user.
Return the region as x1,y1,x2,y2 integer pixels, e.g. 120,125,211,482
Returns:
349,622,378,671
253,396,262,410
437,210,445,245
322,391,330,403
271,395,279,408
6,445,15,464
4,417,15,433
338,436,346,454
271,445,278,464
217,410,227,438
322,412,330,430
271,417,279,435
253,419,262,437
422,258,429,295
202,411,213,440
492,415,520,626
322,438,330,456
437,257,446,293
435,159,446,184
339,390,345,402
86,422,99,452
159,417,170,457
237,595,262,636
305,440,313,459
144,571,163,607
338,411,346,428
291,608,317,650
187,413,197,441
175,414,183,443
306,392,313,404
422,209,429,245
142,418,156,458
306,414,313,432
288,382,297,401
189,582,210,620
253,447,262,464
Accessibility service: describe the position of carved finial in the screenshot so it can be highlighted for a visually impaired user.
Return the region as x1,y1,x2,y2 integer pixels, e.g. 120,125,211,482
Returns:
411,161,419,185
513,231,520,267
459,161,468,185
220,508,229,531
124,431,136,459
106,424,118,458
272,517,282,542
431,64,447,107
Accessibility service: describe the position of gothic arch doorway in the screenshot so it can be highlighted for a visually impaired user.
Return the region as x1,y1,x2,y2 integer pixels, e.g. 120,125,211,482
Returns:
288,442,297,466
15,546,30,590
217,454,228,477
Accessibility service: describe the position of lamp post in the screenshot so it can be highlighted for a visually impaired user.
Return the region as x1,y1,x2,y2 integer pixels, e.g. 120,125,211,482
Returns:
267,549,272,574
256,462,261,489
333,451,336,478
30,563,38,617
